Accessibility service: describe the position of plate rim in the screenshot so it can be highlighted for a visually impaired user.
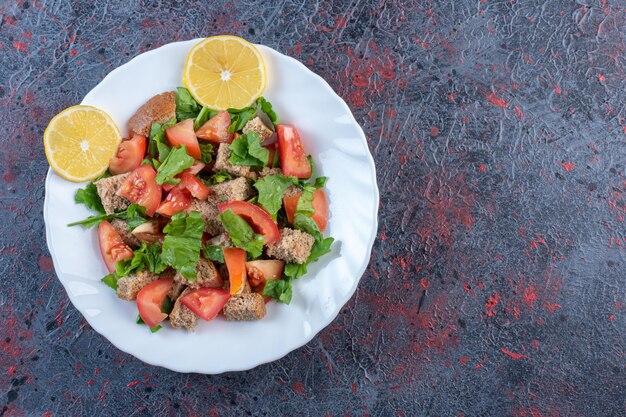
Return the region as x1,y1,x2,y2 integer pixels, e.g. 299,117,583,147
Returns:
43,39,379,373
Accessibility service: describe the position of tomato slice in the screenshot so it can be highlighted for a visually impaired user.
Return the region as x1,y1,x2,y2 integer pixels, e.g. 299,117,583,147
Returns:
277,125,311,178
98,221,134,273
186,161,206,175
117,165,162,216
180,172,210,200
217,201,280,244
155,185,192,217
195,111,233,143
283,189,328,231
109,134,147,175
165,119,202,159
246,260,284,289
265,143,277,167
223,248,247,295
180,287,231,321
136,277,173,328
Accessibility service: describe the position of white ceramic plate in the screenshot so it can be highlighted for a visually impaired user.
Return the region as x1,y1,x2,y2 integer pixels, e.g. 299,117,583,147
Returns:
43,39,379,374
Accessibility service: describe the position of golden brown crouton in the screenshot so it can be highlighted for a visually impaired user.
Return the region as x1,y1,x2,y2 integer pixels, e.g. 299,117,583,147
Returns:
174,258,223,289
169,288,198,331
168,281,186,301
188,197,223,235
283,185,301,199
110,219,141,248
259,167,283,177
127,92,176,136
95,173,130,214
266,228,315,264
213,143,258,179
223,293,266,321
206,232,232,248
242,116,274,142
209,177,254,203
116,271,159,301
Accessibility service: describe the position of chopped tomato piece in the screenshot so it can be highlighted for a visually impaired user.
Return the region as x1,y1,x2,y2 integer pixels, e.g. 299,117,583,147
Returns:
109,134,147,175
283,189,328,231
195,111,233,143
246,259,284,289
186,161,206,175
277,125,311,178
155,185,191,217
165,119,201,159
265,143,277,167
98,221,134,273
136,277,173,328
223,248,247,295
217,201,280,244
180,172,210,200
117,165,162,216
180,287,231,321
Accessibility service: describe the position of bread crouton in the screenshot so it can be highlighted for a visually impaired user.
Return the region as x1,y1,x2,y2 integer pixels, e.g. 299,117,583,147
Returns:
110,219,141,248
116,271,159,301
223,293,266,321
213,143,258,179
169,281,186,301
242,116,273,142
283,185,301,199
127,92,176,136
209,177,254,203
174,258,223,289
188,197,223,235
266,228,315,264
95,173,130,214
206,232,232,248
259,167,283,177
169,288,198,331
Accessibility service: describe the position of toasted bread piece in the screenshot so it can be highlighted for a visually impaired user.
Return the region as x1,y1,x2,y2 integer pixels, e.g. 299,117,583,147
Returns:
242,116,273,142
174,258,223,289
213,143,258,179
110,219,141,248
259,167,283,177
168,281,186,301
169,288,198,331
283,185,301,199
266,228,315,265
209,177,254,203
206,232,232,248
95,173,130,214
223,293,266,321
116,271,159,301
188,197,223,235
127,92,176,136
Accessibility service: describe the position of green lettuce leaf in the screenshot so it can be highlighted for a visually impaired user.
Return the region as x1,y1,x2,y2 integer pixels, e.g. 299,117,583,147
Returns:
194,106,217,130
228,132,269,168
155,146,195,185
148,118,176,161
199,142,214,165
75,183,105,214
201,245,225,263
161,211,204,280
217,209,264,258
262,279,293,304
204,171,232,186
67,203,148,229
256,97,278,125
175,87,201,121
253,174,298,218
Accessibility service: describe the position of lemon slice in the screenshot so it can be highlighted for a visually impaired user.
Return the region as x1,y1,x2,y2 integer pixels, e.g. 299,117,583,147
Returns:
44,105,122,182
183,35,267,110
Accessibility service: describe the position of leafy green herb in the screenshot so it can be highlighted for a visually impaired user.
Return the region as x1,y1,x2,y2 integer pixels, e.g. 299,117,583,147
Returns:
202,245,225,263
155,146,195,185
161,296,174,315
256,97,278,124
229,132,269,168
313,176,328,189
115,242,167,278
295,187,315,217
194,106,217,130
263,279,293,303
67,203,148,229
161,211,204,280
148,118,176,161
175,87,201,121
253,174,298,218
217,209,264,258
101,273,119,290
141,158,154,167
204,171,232,186
199,142,214,165
227,107,257,133
75,183,105,214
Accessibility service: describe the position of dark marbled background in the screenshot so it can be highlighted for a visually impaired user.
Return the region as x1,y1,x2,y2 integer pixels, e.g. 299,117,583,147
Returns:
1,0,625,416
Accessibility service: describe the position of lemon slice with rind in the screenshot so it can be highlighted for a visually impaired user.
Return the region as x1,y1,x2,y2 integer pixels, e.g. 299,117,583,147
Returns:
183,35,267,110
44,105,122,182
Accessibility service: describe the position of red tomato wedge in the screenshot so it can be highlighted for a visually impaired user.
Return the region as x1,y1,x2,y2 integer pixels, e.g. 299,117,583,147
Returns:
265,143,277,167
109,134,147,175
283,189,329,231
165,119,201,159
98,221,134,273
217,201,280,244
223,248,247,295
180,172,210,200
136,277,173,328
246,260,284,289
155,185,192,217
186,161,206,175
195,111,233,143
276,125,311,178
117,165,162,216
180,287,231,321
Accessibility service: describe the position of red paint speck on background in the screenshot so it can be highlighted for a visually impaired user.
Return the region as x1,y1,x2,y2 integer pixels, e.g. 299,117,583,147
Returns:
70,48,77,57
598,73,606,82
485,292,500,317
420,278,430,290
500,348,529,360
127,381,140,387
555,85,561,94
514,105,523,120
559,161,575,172
292,381,305,394
459,355,470,365
430,127,440,137
609,314,616,321
531,340,540,349
13,41,28,52
38,255,54,273
478,163,487,172
485,92,508,108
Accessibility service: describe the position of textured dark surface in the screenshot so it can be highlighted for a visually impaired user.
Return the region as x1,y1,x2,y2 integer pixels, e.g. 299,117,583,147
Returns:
1,0,625,416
